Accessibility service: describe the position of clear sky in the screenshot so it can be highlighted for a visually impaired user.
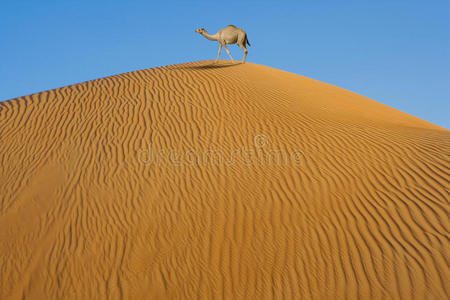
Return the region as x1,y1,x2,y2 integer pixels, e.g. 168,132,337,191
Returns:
1,0,449,128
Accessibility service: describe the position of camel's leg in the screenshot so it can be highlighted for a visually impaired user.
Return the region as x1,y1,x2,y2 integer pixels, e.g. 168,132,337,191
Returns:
215,44,222,64
223,45,234,62
238,44,248,63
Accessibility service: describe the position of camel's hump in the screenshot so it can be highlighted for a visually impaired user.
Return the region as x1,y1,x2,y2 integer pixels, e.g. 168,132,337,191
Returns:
227,24,238,28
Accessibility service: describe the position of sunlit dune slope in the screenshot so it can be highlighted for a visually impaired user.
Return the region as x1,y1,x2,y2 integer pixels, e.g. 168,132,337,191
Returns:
0,60,448,299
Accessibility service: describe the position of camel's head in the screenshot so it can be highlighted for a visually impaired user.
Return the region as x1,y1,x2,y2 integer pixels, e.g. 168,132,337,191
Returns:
195,28,206,34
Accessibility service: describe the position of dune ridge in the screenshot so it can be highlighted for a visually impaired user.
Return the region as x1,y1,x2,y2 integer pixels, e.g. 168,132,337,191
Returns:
0,60,449,299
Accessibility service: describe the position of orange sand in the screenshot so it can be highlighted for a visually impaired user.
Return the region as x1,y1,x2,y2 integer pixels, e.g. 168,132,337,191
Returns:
0,61,448,299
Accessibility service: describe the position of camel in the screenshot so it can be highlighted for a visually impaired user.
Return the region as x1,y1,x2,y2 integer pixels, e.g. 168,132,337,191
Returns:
195,25,251,64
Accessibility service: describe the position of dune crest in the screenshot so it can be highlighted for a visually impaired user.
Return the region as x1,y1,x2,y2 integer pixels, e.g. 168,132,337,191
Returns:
0,61,448,299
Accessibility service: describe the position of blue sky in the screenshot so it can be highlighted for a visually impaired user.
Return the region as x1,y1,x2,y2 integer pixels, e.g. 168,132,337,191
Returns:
1,0,449,128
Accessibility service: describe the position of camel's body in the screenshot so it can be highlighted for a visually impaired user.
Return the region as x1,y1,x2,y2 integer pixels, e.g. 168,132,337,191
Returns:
195,25,251,63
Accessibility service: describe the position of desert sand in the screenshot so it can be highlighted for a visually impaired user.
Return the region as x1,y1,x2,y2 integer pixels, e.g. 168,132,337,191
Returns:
0,61,448,299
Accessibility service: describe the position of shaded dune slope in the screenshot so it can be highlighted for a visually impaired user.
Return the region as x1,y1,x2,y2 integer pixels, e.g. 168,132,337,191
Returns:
0,61,449,299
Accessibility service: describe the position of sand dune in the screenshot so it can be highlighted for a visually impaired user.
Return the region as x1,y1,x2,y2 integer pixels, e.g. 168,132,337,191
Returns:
0,60,448,299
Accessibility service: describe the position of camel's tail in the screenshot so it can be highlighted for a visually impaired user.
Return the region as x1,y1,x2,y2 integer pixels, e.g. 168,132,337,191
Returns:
246,35,251,47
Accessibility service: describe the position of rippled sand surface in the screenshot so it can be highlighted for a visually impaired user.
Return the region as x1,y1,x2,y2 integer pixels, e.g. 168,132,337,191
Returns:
1,61,448,299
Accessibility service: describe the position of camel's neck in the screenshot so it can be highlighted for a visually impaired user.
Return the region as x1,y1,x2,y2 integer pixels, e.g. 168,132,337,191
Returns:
201,32,218,41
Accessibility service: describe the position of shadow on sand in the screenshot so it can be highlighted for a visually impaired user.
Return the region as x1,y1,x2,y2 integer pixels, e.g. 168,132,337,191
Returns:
176,62,242,70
